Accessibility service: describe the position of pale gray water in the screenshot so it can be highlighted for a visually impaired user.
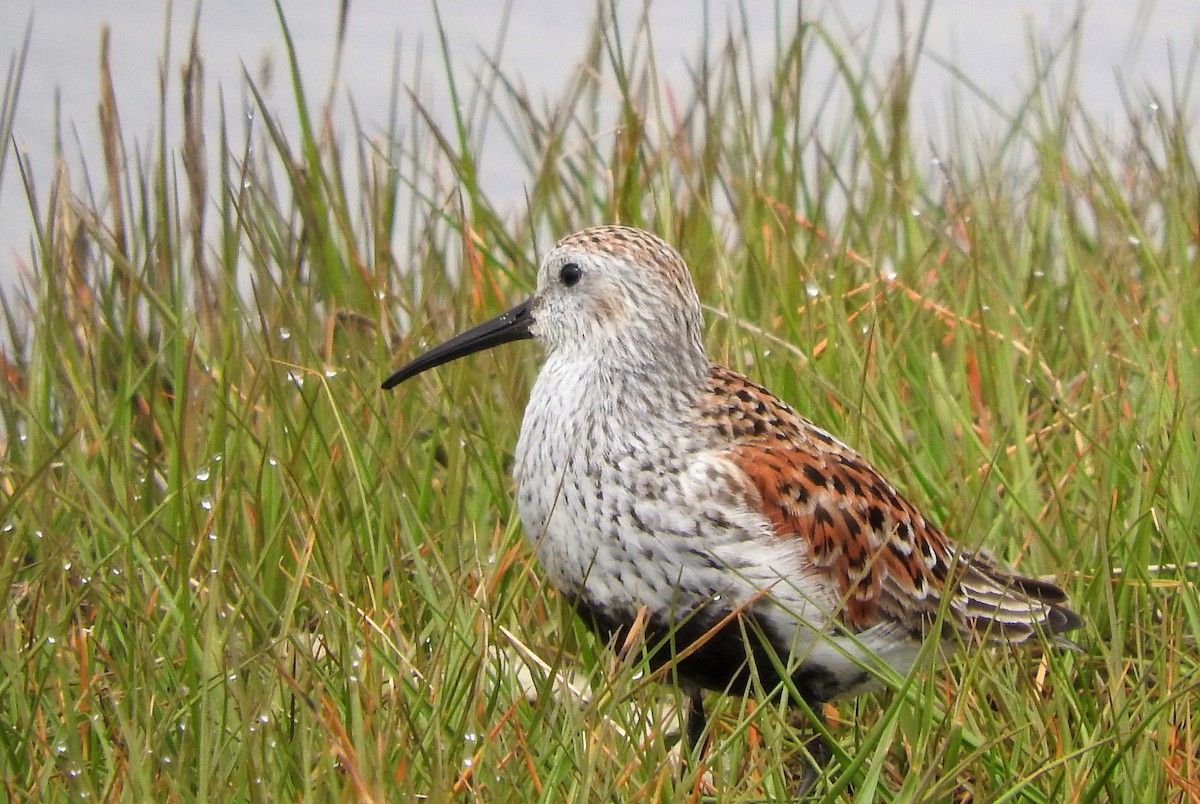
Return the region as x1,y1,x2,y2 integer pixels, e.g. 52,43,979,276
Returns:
1,0,1196,291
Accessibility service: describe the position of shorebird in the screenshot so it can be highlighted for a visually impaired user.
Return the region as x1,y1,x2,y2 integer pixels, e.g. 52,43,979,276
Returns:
383,225,1082,778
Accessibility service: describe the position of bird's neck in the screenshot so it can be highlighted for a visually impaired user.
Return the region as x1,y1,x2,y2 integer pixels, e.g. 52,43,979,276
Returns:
532,345,708,425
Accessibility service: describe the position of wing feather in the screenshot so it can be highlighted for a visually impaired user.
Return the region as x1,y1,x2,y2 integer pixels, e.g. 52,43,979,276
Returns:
701,365,1080,642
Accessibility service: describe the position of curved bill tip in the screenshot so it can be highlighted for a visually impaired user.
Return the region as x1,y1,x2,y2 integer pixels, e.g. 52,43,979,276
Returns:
382,297,534,390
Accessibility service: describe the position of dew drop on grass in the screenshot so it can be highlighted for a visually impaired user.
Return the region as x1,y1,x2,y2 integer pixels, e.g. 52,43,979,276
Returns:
278,327,292,341
464,732,478,743
55,742,68,754
267,456,278,467
804,280,820,298
200,496,214,511
324,368,340,379
287,372,304,387
196,467,211,482
207,532,218,541
1128,236,1141,246
47,636,57,645
1,523,12,533
34,530,43,539
61,561,71,571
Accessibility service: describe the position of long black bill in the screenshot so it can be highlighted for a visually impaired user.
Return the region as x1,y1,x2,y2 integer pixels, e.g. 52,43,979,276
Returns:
381,297,535,390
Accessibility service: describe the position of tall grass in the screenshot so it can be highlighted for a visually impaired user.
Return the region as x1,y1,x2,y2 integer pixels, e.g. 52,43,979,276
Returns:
1,3,1197,801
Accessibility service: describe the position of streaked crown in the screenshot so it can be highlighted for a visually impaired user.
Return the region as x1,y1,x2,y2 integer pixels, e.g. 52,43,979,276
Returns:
530,226,707,372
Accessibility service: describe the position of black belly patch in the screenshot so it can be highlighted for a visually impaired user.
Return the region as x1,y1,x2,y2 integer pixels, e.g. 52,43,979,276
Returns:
566,595,848,705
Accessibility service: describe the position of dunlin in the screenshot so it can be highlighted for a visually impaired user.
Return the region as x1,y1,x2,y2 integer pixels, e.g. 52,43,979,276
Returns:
383,225,1082,777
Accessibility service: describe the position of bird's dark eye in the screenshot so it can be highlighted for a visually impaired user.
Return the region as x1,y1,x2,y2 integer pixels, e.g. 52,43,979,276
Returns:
560,262,583,287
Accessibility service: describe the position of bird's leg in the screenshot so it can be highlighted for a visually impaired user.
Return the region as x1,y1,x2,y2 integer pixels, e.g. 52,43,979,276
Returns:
790,698,834,797
685,690,708,756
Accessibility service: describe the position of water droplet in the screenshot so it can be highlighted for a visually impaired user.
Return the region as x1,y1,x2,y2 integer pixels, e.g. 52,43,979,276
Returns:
1,524,12,533
195,467,211,482
267,456,278,467
287,372,305,386
804,280,820,298
207,532,218,541
47,636,57,645
462,757,474,768
1128,236,1141,246
61,561,72,571
911,207,922,218
278,327,292,341
200,497,214,511
34,530,43,539
324,369,340,379
464,732,478,743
